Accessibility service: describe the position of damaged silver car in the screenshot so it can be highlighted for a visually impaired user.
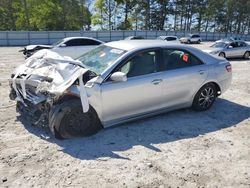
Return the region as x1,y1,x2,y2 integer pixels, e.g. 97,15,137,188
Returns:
9,40,232,139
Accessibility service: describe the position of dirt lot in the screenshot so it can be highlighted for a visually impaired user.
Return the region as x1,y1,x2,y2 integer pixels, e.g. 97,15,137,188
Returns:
0,43,250,188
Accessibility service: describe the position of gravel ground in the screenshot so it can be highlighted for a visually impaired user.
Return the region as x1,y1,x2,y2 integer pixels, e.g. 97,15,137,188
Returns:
0,43,250,188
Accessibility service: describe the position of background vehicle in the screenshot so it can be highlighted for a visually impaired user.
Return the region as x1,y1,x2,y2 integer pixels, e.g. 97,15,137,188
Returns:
10,40,232,139
20,37,104,58
19,44,53,57
124,36,145,40
204,40,250,59
157,36,180,43
215,37,242,43
180,34,202,44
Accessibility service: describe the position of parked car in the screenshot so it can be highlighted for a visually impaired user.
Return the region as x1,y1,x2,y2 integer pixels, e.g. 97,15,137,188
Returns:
9,40,232,139
180,34,202,44
124,36,145,40
204,41,250,59
215,37,242,43
157,36,180,43
19,44,53,57
20,37,104,58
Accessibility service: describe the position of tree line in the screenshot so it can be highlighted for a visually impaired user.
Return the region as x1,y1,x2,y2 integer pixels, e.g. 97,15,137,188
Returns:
1,0,250,34
0,0,91,31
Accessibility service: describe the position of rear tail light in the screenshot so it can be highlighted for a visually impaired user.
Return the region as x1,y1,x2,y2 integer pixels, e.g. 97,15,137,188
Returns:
226,64,232,72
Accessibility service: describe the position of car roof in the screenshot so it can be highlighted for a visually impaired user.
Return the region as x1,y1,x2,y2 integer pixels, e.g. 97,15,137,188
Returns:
105,40,195,51
159,36,177,38
63,37,104,43
221,40,246,44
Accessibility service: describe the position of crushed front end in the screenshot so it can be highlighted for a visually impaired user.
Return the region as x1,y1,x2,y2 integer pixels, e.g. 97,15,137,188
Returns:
9,50,92,131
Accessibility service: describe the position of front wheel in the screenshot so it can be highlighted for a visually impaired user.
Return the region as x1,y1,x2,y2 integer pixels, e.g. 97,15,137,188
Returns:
243,51,250,59
49,99,102,139
219,52,226,58
192,84,217,111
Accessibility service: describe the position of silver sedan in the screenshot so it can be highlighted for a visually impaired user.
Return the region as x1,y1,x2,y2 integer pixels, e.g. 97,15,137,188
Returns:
9,40,232,138
204,41,250,59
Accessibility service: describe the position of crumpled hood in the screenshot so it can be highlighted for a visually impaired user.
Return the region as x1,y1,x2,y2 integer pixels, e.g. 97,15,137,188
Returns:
11,49,89,112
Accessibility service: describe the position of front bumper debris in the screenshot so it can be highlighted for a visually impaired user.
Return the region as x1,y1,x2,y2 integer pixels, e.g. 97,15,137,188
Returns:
9,49,91,127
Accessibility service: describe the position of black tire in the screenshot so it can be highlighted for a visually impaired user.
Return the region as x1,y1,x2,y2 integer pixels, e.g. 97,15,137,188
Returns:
243,51,250,59
49,99,102,139
197,40,201,44
187,40,191,44
219,52,226,58
192,83,217,111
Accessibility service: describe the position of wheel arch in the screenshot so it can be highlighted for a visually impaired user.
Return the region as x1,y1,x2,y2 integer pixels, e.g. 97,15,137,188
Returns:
244,50,250,57
219,51,226,57
201,81,221,96
192,82,219,111
191,81,222,104
49,95,103,137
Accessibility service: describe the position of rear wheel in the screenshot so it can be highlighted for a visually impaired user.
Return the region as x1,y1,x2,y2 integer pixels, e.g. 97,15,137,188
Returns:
243,51,250,59
192,83,217,111
49,99,102,139
219,52,226,58
197,40,201,44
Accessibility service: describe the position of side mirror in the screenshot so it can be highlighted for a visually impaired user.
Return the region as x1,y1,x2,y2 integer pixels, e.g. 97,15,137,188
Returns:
228,45,233,49
110,72,127,82
60,43,66,47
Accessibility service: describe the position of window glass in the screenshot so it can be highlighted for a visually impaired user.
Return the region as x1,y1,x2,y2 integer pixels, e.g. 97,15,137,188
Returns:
192,35,200,38
53,39,64,47
239,42,246,47
65,39,79,46
211,42,227,48
78,39,101,45
166,37,177,41
119,51,157,77
77,45,126,75
162,49,202,71
230,42,238,48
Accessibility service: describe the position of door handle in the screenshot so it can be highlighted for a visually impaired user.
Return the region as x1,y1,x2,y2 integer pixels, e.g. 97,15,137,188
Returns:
151,79,162,85
199,70,205,75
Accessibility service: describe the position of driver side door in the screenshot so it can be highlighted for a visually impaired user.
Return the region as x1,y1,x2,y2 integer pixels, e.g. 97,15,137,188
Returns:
225,42,238,57
100,49,163,126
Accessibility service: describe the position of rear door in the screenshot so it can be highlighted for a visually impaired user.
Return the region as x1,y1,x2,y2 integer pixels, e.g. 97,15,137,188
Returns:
236,42,248,57
225,42,238,57
159,48,209,108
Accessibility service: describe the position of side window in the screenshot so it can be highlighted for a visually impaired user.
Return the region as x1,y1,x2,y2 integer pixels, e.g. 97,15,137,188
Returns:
166,37,177,41
162,49,203,71
192,35,200,38
78,39,101,46
230,42,238,48
119,51,157,78
65,39,79,46
239,42,246,47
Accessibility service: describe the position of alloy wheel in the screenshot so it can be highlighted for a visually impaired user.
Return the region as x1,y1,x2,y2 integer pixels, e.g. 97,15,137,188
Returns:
244,52,249,59
198,87,215,109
